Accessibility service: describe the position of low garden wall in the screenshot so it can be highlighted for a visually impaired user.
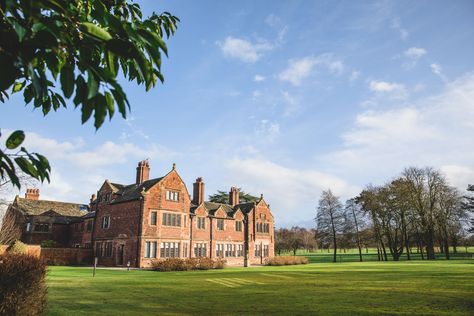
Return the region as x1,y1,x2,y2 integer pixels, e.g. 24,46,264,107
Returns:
0,245,92,265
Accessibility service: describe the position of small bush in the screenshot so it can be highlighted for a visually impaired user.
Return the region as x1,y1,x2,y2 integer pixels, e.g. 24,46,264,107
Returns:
8,240,27,254
213,257,226,269
265,256,309,266
40,240,56,248
0,253,47,315
151,257,227,272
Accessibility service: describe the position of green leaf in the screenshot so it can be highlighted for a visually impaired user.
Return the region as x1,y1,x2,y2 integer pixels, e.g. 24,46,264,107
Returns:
24,84,34,104
12,81,25,93
12,21,27,42
81,100,94,124
6,130,25,149
87,71,99,100
14,157,38,178
80,22,112,41
60,65,75,98
74,75,86,106
105,91,115,119
94,94,107,129
0,53,20,91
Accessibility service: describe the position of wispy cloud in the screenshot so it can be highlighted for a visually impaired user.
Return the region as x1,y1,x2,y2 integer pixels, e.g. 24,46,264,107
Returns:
255,120,280,142
404,47,427,59
278,54,344,86
391,17,409,40
430,63,448,82
369,80,408,99
254,75,265,82
326,72,474,189
217,36,273,63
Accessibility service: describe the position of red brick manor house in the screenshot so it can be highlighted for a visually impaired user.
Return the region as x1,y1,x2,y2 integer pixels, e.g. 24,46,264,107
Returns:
3,161,275,267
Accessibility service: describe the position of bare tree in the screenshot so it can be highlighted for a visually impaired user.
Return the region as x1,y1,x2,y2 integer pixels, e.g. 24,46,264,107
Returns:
345,198,364,262
403,167,447,260
316,189,343,263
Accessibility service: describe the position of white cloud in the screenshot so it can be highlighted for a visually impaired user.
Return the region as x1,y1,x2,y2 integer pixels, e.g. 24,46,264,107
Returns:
404,47,427,59
217,36,272,63
430,63,448,82
256,120,280,142
281,91,300,117
225,157,358,226
325,72,474,190
369,80,408,99
254,75,265,82
349,70,361,82
0,131,178,203
278,54,344,86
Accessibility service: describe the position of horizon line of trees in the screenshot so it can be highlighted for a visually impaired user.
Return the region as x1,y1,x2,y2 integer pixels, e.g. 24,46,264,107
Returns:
275,166,474,262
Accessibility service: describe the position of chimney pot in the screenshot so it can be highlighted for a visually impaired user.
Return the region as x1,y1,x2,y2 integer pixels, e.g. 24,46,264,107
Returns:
229,186,239,206
136,160,150,184
192,177,205,205
25,188,40,200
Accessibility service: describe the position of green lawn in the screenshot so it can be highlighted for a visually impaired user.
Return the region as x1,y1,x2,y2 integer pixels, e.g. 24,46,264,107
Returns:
293,247,474,263
46,260,474,315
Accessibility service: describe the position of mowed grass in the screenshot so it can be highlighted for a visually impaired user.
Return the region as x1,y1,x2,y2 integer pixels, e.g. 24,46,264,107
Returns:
46,260,474,316
296,247,474,263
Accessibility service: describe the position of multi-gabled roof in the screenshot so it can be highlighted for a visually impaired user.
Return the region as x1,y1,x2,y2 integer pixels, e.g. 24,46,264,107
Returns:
191,201,257,218
108,177,164,204
12,197,89,219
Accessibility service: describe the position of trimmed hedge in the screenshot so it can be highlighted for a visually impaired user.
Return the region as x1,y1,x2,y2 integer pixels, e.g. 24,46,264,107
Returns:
265,256,309,266
151,257,226,272
0,253,47,316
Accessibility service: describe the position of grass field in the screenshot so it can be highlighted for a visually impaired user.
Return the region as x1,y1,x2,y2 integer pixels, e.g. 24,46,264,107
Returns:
292,247,474,263
46,260,474,315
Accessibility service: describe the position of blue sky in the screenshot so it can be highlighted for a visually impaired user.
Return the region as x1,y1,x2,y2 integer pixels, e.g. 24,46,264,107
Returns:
2,0,474,227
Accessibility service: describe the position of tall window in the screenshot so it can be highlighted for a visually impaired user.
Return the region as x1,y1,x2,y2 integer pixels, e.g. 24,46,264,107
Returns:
183,242,188,257
216,244,224,257
194,243,207,257
235,221,242,232
160,242,180,258
256,222,270,233
263,245,269,257
145,241,157,258
162,213,181,227
197,217,206,229
225,244,236,257
166,190,179,201
150,212,157,225
237,244,244,257
101,216,110,229
216,219,224,230
255,244,262,257
105,242,113,257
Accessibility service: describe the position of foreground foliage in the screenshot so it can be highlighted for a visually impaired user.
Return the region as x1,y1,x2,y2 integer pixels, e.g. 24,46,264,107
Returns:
0,0,178,188
46,261,474,315
0,253,47,316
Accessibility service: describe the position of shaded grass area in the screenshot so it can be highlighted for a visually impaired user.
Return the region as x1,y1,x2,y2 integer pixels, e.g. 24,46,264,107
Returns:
47,261,474,315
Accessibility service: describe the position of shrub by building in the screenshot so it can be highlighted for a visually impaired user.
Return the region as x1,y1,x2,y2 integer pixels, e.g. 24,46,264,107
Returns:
0,253,47,316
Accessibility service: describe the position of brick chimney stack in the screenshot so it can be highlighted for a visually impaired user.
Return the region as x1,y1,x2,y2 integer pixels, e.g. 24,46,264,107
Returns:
229,186,239,206
192,177,205,205
25,188,40,200
136,160,150,184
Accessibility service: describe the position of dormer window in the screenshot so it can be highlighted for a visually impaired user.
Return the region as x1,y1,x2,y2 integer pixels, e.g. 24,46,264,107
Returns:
166,190,179,202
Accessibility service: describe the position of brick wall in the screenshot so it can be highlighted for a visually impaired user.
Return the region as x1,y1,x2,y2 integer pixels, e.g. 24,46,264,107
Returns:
0,244,92,265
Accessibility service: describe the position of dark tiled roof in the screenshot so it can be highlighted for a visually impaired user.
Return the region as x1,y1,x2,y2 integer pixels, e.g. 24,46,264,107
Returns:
110,177,163,204
191,201,255,218
235,202,256,214
14,197,89,218
82,211,96,219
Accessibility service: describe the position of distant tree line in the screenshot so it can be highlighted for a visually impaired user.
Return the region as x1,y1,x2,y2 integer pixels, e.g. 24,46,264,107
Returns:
315,167,474,262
